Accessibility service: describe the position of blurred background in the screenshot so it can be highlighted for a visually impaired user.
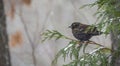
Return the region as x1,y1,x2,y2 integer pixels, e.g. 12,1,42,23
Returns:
1,0,112,66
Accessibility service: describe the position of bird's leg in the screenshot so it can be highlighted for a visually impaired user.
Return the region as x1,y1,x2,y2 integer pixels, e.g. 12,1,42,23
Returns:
77,40,83,48
84,40,90,44
77,40,84,44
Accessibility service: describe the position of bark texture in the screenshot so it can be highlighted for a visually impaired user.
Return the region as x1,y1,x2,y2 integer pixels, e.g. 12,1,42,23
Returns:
0,0,11,66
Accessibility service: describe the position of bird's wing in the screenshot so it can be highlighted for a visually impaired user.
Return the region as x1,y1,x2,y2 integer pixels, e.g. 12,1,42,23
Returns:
79,24,90,33
84,26,101,35
79,24,101,35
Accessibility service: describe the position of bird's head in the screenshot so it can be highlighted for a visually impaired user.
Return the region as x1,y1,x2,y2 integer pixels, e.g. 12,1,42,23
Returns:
69,22,82,29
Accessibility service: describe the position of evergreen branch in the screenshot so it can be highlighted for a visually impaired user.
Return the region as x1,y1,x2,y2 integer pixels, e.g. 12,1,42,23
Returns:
42,30,111,66
41,0,120,65
42,30,111,50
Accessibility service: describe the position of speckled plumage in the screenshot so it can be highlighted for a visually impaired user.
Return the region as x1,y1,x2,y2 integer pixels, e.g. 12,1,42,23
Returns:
69,22,102,41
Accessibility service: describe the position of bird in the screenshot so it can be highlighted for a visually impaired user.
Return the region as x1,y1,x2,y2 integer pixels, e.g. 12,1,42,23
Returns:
69,22,102,42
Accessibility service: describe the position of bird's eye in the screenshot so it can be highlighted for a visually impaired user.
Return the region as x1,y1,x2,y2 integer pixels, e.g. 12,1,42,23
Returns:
71,23,80,29
73,24,78,26
73,24,75,26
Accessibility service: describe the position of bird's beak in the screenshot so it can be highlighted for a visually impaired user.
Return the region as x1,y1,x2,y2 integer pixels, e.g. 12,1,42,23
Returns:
68,26,72,28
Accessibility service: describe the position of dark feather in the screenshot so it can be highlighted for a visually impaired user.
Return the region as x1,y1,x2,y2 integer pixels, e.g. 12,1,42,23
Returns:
69,22,102,41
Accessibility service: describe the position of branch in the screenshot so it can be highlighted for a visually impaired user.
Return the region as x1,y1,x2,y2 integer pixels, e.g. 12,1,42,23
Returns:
42,30,111,51
62,35,111,51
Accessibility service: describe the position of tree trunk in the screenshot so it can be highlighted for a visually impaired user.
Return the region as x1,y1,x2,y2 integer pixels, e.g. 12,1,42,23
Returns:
0,0,11,66
111,32,120,66
110,0,120,66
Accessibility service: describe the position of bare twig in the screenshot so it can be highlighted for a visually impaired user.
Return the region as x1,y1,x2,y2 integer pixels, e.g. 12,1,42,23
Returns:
18,4,37,66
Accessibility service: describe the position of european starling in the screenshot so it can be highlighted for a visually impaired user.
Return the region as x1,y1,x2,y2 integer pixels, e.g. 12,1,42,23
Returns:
69,22,102,42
